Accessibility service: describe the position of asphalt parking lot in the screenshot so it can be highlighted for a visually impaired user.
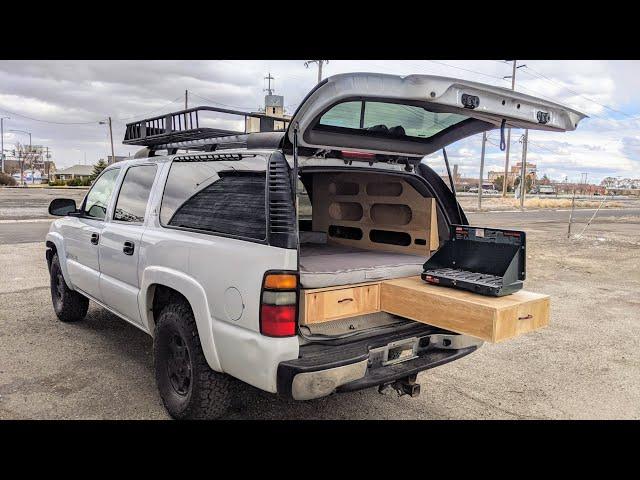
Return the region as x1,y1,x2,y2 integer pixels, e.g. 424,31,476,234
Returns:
1,188,639,419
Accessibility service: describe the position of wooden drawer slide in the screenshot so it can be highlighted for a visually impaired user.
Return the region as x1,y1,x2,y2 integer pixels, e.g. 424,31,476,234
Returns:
380,276,549,343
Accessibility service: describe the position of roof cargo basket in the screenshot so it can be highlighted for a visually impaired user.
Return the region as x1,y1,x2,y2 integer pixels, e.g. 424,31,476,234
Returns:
123,106,290,150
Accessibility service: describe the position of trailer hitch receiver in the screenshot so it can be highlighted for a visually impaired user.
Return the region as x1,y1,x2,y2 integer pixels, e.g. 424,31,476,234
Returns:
379,374,421,398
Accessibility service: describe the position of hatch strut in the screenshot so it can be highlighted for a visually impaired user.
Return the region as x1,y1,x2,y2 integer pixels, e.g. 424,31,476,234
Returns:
293,126,301,261
442,147,463,223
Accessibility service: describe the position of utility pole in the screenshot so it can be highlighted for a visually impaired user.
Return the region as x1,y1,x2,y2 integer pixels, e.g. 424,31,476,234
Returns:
478,132,487,210
520,130,528,210
99,117,116,165
501,60,526,197
45,146,50,180
304,60,329,83
0,116,8,173
185,90,188,110
108,117,115,167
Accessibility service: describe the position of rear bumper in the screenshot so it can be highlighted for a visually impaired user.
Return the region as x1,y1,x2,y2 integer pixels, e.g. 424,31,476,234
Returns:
277,324,482,400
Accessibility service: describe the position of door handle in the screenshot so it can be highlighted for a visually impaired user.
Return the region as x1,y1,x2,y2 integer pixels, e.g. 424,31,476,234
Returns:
123,241,135,256
90,233,99,245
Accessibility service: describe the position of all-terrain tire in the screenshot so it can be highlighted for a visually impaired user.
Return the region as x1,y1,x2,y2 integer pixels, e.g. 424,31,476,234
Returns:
153,300,231,420
50,252,89,322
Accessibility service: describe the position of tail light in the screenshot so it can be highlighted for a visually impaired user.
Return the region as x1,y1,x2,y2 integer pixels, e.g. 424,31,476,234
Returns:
260,271,298,337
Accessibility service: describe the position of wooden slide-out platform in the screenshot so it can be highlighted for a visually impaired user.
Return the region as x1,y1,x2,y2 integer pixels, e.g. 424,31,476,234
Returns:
300,276,549,343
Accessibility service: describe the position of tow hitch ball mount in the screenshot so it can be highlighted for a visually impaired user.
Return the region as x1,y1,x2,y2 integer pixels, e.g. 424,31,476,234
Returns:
378,374,421,398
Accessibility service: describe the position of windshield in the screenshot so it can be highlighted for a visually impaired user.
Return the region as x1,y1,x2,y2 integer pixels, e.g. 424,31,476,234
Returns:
318,100,468,139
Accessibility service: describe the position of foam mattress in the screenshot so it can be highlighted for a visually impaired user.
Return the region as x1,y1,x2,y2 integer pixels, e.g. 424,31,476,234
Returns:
299,244,426,289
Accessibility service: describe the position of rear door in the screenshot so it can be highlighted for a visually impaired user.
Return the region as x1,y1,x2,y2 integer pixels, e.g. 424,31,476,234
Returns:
287,73,586,159
98,163,158,325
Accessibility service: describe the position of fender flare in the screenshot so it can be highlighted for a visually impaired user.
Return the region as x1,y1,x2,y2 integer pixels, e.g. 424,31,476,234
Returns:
45,231,75,290
139,266,222,372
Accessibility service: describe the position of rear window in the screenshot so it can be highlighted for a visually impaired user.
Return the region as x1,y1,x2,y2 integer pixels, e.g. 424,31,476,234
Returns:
318,101,468,139
160,161,266,241
113,165,157,223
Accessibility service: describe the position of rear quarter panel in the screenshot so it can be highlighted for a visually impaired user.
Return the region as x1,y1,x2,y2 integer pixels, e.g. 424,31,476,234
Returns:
137,157,300,392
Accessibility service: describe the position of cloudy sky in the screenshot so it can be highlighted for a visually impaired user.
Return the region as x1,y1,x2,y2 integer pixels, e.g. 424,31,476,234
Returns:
0,60,638,183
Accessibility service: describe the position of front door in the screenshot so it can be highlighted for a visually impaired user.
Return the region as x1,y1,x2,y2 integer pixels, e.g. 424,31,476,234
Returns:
98,164,158,325
63,168,121,300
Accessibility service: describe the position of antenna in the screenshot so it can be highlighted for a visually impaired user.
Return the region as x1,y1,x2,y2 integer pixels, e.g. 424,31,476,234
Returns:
264,72,275,96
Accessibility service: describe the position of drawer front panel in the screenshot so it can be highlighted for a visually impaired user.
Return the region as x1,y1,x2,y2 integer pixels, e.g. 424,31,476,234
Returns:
304,284,380,324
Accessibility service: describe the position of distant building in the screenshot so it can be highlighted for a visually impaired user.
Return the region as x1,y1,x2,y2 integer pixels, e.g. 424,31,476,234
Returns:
604,187,640,196
245,75,291,133
53,164,94,181
1,149,56,180
488,162,537,189
245,94,291,133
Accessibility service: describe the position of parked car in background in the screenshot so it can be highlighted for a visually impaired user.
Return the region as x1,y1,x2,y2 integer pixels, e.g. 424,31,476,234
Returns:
538,185,556,195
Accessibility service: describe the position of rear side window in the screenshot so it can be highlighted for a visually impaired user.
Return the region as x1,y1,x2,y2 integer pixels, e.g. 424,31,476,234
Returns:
113,165,157,223
161,161,266,241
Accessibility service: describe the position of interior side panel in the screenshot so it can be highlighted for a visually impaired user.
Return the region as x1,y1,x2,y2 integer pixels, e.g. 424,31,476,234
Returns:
310,171,439,256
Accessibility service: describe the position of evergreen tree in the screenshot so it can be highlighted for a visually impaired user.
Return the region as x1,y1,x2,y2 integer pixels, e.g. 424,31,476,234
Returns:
91,159,108,180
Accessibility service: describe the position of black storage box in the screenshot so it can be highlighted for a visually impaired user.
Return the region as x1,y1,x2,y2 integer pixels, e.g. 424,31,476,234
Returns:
421,225,526,297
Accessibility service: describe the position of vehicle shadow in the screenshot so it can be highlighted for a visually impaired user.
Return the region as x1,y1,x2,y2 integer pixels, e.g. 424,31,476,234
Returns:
73,305,415,420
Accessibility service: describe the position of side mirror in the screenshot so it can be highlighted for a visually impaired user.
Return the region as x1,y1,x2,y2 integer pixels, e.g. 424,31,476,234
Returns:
49,198,78,217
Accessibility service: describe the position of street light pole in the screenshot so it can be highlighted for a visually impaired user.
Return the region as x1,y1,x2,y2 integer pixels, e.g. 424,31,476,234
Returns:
0,116,9,174
1,118,6,173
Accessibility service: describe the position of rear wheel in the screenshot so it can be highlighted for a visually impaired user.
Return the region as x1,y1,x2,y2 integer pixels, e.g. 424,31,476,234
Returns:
50,253,89,322
154,300,231,420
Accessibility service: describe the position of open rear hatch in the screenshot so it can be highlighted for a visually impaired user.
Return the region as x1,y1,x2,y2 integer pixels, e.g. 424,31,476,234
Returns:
292,73,585,343
287,72,586,161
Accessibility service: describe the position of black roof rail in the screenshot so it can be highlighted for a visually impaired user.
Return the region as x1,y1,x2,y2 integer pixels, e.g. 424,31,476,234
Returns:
123,106,290,149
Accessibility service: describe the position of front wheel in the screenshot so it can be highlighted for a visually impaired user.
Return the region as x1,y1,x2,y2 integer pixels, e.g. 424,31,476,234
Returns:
154,300,231,419
50,252,89,322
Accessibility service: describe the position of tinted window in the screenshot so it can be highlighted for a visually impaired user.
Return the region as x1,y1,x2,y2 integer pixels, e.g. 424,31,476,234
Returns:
318,101,361,129
319,101,468,139
83,168,120,220
161,161,266,240
113,165,157,223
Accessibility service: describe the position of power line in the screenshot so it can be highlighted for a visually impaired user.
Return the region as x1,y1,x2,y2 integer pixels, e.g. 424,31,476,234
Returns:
521,64,636,119
188,91,255,111
112,94,186,122
408,59,613,121
0,94,188,126
0,106,101,125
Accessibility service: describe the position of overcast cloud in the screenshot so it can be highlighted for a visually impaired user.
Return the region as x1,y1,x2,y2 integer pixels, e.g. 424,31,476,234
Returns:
0,60,638,183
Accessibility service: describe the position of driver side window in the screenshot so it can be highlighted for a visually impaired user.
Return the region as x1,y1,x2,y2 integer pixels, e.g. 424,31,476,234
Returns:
82,168,120,220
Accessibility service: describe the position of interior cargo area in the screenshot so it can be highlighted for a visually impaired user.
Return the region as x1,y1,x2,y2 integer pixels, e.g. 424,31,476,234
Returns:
298,170,440,290
296,168,550,343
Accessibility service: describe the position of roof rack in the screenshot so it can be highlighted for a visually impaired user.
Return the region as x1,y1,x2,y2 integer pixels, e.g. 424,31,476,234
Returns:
123,106,290,149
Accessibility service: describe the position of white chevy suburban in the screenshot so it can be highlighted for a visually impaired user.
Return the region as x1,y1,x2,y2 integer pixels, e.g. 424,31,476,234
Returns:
46,73,585,419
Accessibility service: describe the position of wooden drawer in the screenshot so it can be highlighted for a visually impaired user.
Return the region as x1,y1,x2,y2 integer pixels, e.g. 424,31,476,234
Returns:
302,283,381,324
380,276,549,343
